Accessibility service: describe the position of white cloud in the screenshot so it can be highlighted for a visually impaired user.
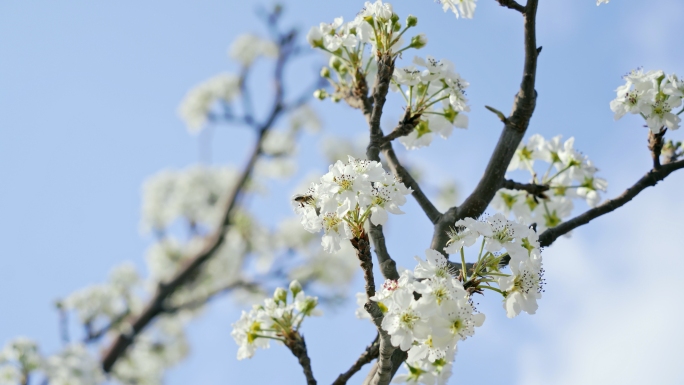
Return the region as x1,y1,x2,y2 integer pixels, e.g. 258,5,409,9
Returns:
517,186,684,385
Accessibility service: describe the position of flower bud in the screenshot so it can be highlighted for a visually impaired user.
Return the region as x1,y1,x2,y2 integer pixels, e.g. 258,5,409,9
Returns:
273,287,288,303
289,280,303,297
329,56,343,72
409,33,427,49
320,67,331,79
406,15,418,27
314,89,328,100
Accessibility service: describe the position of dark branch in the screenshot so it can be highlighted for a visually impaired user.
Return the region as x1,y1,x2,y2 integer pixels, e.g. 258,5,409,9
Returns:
501,179,549,198
333,335,380,385
496,0,526,13
286,335,317,385
431,0,540,254
380,108,421,144
382,142,442,225
539,159,684,247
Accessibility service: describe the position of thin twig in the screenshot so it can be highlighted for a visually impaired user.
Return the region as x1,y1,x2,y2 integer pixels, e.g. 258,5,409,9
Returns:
333,335,380,385
539,159,684,247
382,142,442,224
501,179,549,198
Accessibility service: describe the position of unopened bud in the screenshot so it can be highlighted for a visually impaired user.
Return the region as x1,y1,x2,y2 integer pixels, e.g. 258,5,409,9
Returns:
320,67,331,78
274,287,288,303
289,280,303,297
410,33,427,49
406,15,418,27
314,89,328,100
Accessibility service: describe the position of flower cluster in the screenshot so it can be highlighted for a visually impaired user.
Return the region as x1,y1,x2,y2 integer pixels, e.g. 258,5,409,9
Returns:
292,156,412,252
368,250,483,384
492,134,607,232
392,55,470,150
610,68,683,133
308,1,427,102
231,280,321,360
444,214,544,318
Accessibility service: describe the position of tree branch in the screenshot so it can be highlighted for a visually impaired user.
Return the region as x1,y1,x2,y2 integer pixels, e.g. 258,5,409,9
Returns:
539,159,684,247
100,23,298,373
382,142,442,224
332,335,380,385
496,0,526,13
501,178,549,198
286,335,317,385
431,0,540,254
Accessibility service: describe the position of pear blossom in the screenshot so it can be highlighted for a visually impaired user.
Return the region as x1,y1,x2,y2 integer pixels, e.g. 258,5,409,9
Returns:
497,256,544,318
611,68,682,133
231,281,321,360
292,156,411,251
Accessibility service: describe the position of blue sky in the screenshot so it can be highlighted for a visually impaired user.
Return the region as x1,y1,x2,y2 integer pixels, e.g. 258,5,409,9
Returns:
1,0,684,384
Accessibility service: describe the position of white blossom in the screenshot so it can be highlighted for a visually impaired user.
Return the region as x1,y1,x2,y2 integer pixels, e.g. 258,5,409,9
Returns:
229,34,277,66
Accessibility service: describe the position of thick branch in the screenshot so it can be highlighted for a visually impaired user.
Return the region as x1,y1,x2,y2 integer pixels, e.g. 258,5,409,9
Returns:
332,335,380,385
351,232,396,385
539,159,684,247
431,0,540,254
501,178,549,198
366,53,395,161
382,142,441,224
286,335,317,385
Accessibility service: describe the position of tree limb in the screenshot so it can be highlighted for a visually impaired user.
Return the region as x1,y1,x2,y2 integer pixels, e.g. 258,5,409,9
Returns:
100,23,298,373
501,178,549,198
539,159,684,247
382,142,442,224
431,0,540,254
332,335,380,385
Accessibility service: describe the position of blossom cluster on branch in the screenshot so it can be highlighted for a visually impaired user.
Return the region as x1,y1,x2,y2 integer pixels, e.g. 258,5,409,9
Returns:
292,156,412,253
610,68,683,133
492,134,607,233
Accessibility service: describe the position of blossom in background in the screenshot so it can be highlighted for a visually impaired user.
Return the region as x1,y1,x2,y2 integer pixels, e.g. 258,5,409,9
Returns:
44,344,105,385
229,34,277,66
178,74,240,133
